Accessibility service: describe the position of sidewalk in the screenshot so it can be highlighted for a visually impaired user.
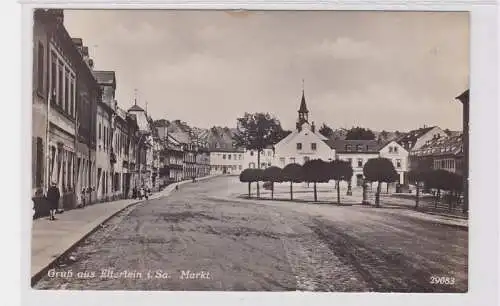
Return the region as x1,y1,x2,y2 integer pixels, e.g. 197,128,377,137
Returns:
30,175,216,284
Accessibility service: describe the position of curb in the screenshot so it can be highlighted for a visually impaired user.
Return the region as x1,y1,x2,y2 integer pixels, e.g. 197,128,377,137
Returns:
30,175,218,286
30,198,144,287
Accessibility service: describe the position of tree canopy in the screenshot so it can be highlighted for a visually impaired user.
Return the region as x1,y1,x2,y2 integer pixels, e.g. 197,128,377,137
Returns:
345,127,376,140
319,123,334,138
233,112,287,152
303,159,331,183
363,158,399,183
281,163,304,183
262,166,282,183
329,159,354,182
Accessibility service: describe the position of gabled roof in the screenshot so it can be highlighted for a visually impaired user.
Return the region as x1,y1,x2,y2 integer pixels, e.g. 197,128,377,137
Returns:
396,126,436,146
326,139,383,153
128,104,144,112
411,134,463,157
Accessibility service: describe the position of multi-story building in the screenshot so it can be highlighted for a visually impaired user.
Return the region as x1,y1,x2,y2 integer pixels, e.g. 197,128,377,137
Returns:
93,70,116,202
32,9,82,210
410,134,464,176
127,103,152,188
154,120,184,183
244,147,274,170
71,38,99,206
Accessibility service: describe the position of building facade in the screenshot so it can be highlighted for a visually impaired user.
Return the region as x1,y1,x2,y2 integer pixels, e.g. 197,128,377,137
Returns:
33,9,85,210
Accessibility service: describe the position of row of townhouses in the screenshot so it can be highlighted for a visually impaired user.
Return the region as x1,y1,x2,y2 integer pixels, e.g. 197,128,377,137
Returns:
32,9,215,212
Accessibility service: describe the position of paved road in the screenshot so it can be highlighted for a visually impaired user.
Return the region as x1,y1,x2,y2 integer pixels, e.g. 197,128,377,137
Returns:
34,176,467,292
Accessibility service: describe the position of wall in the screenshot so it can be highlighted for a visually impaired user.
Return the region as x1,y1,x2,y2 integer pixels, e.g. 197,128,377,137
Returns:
378,141,409,184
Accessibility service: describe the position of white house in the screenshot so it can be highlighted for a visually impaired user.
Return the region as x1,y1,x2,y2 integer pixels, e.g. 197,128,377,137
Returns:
273,89,336,167
209,149,245,175
330,139,409,187
244,147,275,169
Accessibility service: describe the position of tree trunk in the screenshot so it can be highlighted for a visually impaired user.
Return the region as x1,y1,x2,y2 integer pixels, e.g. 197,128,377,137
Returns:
248,182,251,198
336,180,341,204
386,183,389,194
435,189,440,208
257,150,260,198
362,182,369,205
415,182,420,209
346,181,352,196
313,182,317,202
290,182,293,200
271,182,274,200
375,181,381,207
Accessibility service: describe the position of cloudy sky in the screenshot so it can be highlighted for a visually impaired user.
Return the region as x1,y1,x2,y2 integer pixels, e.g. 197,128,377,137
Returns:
63,10,469,132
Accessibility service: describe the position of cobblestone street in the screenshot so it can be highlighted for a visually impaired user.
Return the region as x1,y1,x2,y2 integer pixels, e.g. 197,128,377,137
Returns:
34,176,467,292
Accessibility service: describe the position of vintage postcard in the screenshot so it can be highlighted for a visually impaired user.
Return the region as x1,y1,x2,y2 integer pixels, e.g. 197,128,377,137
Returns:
29,9,470,293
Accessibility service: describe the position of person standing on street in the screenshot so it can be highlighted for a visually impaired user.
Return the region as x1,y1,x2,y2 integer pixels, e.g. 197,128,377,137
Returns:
46,182,60,221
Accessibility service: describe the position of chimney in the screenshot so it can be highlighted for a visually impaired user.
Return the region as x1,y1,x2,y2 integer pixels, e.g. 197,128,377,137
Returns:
311,121,315,133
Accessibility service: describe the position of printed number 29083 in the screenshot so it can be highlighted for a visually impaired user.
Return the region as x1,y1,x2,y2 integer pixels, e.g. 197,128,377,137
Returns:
430,276,455,285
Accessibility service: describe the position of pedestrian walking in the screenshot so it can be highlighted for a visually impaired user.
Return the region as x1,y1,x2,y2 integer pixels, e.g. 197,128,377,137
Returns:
46,182,60,221
175,184,179,191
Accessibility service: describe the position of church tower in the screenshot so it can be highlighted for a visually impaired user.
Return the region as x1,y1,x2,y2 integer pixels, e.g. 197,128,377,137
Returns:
296,80,309,130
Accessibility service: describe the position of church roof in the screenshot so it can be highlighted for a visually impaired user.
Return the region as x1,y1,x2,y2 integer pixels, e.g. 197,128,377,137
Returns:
298,90,308,113
128,104,144,112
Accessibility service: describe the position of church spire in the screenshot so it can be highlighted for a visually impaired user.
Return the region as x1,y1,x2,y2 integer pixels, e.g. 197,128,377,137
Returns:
297,79,309,128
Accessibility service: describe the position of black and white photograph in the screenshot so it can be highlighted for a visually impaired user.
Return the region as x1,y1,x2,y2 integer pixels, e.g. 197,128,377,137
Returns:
29,9,471,293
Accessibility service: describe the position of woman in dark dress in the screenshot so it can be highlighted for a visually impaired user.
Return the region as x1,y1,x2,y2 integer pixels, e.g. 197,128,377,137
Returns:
46,182,60,221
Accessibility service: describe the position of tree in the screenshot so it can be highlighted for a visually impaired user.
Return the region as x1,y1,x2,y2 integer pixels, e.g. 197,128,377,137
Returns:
253,168,264,198
233,113,286,197
345,127,376,140
378,130,390,142
425,169,451,208
363,158,399,207
280,163,303,200
302,159,330,202
239,168,256,198
319,123,334,138
329,160,353,204
407,169,429,209
262,166,282,199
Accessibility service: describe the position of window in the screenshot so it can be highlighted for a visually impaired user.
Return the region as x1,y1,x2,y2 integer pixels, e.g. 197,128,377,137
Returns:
396,159,401,169
239,154,242,160
58,62,63,106
357,159,363,168
304,156,310,163
239,165,242,170
50,52,57,101
441,160,445,169
223,154,226,160
65,69,70,114
228,154,231,160
290,157,295,164
250,151,254,156
389,146,393,153
297,143,302,150
348,158,353,165
234,154,237,160
37,43,44,92
356,145,363,152
394,146,399,153
311,143,317,150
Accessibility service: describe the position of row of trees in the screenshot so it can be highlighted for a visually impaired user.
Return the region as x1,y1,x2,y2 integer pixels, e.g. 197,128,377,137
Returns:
407,169,464,210
240,157,400,206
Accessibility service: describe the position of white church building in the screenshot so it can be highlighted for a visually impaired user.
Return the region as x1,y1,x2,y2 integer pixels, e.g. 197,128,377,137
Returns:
273,89,336,167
